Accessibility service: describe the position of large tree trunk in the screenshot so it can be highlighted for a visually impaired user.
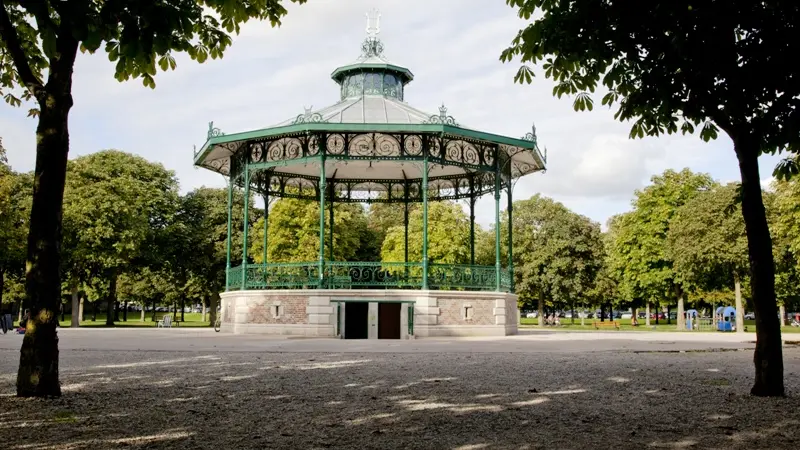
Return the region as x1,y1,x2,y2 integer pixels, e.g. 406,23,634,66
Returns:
122,300,128,322
78,296,84,322
779,304,785,327
645,303,651,327
106,272,117,326
70,282,79,328
734,272,744,333
140,302,146,322
733,135,783,397
676,287,685,331
202,296,207,323
16,97,75,398
537,295,544,327
180,296,185,322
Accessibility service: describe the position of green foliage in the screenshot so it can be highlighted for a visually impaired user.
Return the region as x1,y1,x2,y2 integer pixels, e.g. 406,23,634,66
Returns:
0,0,307,107
501,0,798,155
668,183,749,303
0,164,32,304
251,198,369,263
62,150,179,276
770,181,800,310
507,195,604,307
381,202,471,264
607,169,716,305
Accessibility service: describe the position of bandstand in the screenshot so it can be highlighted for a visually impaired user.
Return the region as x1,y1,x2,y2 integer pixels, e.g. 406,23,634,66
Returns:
193,13,546,338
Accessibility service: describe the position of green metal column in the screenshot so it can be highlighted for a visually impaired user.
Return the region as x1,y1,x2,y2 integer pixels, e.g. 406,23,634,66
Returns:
494,168,501,292
469,196,476,266
242,166,250,290
507,182,514,293
264,194,269,266
404,202,409,265
225,177,233,291
318,157,326,287
329,184,334,261
422,158,429,290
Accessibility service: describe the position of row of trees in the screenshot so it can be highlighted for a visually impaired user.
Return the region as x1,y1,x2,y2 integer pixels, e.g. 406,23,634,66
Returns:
9,147,800,334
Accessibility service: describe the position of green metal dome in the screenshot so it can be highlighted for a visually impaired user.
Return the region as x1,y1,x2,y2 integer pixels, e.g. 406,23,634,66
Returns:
329,12,413,102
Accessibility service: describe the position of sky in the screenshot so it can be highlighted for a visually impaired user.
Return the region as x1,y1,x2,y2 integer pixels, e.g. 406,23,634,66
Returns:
0,0,782,229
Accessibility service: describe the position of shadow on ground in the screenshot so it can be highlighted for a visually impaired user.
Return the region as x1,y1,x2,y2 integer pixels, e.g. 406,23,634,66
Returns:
1,348,799,449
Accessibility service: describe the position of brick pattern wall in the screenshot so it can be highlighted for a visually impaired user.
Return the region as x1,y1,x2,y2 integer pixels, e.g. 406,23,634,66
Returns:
246,296,308,324
437,298,494,325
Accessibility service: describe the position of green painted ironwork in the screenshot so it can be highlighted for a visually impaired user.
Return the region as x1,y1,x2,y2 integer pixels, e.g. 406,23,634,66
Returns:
507,182,514,294
428,264,498,291
326,262,423,288
494,161,501,292
242,165,250,290
329,183,334,261
422,159,429,290
225,179,233,292
225,262,510,292
319,156,326,287
262,195,269,264
408,305,414,336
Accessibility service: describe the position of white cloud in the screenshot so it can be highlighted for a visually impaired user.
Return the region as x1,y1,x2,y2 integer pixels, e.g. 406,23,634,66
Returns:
0,0,784,229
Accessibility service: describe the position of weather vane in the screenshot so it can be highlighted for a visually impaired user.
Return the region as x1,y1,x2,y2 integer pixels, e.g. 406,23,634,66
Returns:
365,8,381,37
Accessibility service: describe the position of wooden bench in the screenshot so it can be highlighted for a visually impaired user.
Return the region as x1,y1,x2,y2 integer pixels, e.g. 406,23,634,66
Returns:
593,320,620,330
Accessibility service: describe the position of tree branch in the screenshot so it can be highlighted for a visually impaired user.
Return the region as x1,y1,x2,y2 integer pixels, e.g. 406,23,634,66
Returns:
0,1,43,94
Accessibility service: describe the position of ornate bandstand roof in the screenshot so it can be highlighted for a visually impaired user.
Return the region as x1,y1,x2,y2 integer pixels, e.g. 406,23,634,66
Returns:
193,11,546,202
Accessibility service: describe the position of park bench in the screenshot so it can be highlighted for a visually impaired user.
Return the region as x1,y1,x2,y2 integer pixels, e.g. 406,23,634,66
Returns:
157,315,173,328
593,320,620,330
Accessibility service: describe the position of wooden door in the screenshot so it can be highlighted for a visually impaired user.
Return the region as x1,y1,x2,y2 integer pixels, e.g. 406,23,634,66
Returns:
378,303,401,339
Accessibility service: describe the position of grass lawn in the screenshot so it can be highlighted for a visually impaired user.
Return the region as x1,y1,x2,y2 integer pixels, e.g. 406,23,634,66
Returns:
49,312,211,328
519,317,800,333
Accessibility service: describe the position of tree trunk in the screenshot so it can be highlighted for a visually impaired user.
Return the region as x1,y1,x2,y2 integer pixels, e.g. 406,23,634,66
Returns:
92,300,97,321
140,302,145,322
570,304,575,324
600,305,605,322
209,292,220,328
645,303,651,327
152,298,158,322
580,304,585,326
78,297,84,322
172,301,177,321
70,282,79,328
180,297,185,322
666,305,671,325
779,304,785,327
202,297,207,323
123,300,128,322
106,272,117,326
537,295,544,327
734,272,744,333
16,89,77,397
677,287,685,331
114,301,120,322
733,135,783,396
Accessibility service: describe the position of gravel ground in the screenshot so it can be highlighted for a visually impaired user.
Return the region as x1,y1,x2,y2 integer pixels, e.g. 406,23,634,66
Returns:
1,344,800,449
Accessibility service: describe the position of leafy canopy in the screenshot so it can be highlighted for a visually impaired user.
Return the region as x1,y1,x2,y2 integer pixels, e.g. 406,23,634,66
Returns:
668,183,749,297
501,0,799,153
508,195,603,307
0,0,306,115
606,169,716,305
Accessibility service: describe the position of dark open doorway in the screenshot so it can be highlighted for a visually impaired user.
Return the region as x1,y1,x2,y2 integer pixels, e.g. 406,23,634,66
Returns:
378,303,401,339
344,302,369,339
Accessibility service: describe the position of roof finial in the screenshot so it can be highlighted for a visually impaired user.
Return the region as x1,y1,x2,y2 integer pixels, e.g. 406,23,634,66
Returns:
366,9,381,37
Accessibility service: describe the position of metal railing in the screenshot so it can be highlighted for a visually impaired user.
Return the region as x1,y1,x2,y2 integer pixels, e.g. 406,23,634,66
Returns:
226,261,513,292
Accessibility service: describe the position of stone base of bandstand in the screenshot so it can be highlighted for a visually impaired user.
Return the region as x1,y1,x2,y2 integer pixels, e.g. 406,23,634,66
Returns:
219,290,519,338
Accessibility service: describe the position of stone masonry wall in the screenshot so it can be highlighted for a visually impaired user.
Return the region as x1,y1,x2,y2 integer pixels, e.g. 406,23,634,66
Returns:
437,297,495,326
245,296,307,325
